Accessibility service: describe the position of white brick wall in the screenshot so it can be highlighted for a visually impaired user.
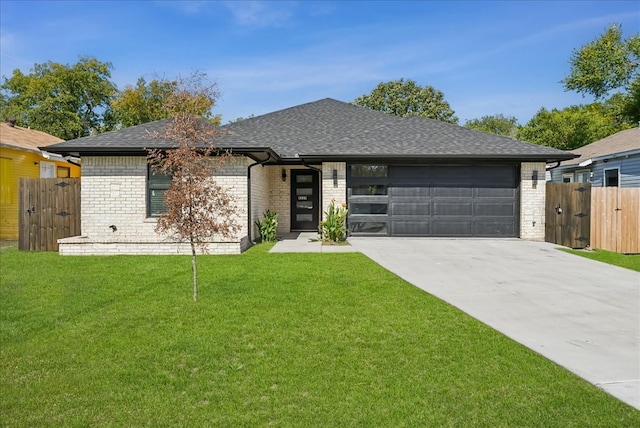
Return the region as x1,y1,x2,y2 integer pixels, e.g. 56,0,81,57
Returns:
249,163,270,240
520,162,546,241
60,155,251,255
268,166,293,234
321,162,347,217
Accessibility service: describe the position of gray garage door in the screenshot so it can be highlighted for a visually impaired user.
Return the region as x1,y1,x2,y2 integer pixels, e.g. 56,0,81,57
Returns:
348,164,518,237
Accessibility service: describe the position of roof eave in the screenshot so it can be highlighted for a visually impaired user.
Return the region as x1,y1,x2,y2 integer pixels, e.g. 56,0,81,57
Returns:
559,148,640,168
296,153,577,163
41,145,281,163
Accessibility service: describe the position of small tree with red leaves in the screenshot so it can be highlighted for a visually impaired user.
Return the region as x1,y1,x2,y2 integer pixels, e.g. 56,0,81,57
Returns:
147,73,239,302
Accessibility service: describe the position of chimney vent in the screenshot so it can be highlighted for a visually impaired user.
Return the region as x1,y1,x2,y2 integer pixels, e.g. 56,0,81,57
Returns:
6,118,16,127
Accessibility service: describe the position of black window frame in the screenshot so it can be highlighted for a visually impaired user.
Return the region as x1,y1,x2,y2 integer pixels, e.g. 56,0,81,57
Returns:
604,168,619,187
147,165,172,218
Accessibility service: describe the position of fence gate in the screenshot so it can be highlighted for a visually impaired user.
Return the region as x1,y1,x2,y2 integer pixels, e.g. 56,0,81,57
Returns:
545,182,591,249
19,178,81,251
591,187,640,254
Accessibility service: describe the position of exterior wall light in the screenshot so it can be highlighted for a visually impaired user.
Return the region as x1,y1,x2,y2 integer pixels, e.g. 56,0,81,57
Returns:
532,170,538,189
282,168,287,182
333,169,338,187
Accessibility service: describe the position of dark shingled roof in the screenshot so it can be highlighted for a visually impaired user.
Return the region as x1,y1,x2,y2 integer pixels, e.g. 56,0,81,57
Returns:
45,98,575,162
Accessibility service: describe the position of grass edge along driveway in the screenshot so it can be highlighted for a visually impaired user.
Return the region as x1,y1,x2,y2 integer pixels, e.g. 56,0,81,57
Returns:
1,245,638,426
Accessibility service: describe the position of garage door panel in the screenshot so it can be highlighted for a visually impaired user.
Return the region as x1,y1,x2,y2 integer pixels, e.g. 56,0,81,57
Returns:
474,221,516,236
391,187,431,197
433,202,473,216
475,202,515,217
390,202,431,216
391,219,431,236
432,220,473,236
350,219,388,235
476,187,516,198
434,187,473,197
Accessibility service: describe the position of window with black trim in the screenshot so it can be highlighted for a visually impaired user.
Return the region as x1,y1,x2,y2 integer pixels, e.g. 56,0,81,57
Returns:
604,168,619,187
148,166,172,217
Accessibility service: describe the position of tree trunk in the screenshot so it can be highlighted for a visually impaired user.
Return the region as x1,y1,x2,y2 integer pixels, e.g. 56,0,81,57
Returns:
190,238,198,302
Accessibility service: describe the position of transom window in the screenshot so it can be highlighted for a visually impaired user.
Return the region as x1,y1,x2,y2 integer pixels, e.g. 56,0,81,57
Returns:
350,165,388,178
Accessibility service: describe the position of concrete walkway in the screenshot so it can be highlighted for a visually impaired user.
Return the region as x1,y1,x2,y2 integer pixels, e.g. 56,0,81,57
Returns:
348,238,640,410
270,232,358,253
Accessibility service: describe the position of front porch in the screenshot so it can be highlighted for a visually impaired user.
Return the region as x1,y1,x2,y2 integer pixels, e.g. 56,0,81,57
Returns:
269,232,357,253
249,163,347,241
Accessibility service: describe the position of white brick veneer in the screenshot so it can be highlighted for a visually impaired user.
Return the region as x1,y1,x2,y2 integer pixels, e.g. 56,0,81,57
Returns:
321,162,347,216
519,162,546,241
58,156,251,255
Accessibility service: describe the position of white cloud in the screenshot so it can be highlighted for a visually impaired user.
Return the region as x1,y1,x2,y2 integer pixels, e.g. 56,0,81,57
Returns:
222,1,294,28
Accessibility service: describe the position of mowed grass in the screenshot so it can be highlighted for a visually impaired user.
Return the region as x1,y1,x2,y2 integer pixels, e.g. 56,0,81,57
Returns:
1,245,638,427
560,248,640,272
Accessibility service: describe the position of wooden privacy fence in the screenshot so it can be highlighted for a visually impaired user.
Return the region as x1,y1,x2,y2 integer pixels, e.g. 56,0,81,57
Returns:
19,178,81,251
590,187,640,254
545,182,640,253
545,182,591,249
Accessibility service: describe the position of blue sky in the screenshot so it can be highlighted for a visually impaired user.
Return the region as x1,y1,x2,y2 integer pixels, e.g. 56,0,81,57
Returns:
1,1,638,125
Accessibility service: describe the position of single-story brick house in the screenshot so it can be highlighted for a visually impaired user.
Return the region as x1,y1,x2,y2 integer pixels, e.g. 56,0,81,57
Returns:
548,127,640,187
44,98,575,255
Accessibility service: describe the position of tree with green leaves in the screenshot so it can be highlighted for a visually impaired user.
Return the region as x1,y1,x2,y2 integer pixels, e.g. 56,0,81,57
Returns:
354,78,458,124
563,24,639,124
563,24,639,99
110,77,177,128
0,57,116,139
464,114,519,138
111,74,221,128
517,104,621,150
147,73,238,302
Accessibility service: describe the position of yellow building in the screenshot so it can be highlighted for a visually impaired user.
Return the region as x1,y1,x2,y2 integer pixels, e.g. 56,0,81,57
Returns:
0,121,81,239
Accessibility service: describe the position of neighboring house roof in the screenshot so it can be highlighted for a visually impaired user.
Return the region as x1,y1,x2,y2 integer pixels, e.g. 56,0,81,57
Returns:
45,98,575,162
558,127,640,168
0,121,63,154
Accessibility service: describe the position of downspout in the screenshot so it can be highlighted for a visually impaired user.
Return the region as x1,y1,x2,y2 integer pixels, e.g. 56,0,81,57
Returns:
247,154,273,244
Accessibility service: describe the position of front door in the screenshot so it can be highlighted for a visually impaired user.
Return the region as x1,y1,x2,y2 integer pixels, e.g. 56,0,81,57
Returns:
291,169,319,231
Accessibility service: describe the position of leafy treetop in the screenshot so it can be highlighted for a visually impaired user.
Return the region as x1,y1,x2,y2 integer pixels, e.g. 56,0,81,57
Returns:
0,56,116,139
563,23,639,100
354,78,458,124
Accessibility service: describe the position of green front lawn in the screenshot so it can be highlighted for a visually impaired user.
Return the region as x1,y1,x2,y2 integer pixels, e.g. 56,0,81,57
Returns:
560,248,640,272
1,245,638,426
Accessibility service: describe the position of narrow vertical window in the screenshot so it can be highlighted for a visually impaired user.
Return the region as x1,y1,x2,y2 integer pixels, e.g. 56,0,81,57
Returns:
148,166,172,217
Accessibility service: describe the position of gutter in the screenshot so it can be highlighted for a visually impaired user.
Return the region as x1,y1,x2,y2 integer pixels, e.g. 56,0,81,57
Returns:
296,153,578,163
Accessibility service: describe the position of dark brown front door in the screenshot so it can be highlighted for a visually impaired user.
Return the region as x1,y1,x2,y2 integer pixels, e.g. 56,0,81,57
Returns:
291,169,319,231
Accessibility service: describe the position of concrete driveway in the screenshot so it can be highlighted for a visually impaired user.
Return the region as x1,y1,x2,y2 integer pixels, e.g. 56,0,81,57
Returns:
348,238,640,409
